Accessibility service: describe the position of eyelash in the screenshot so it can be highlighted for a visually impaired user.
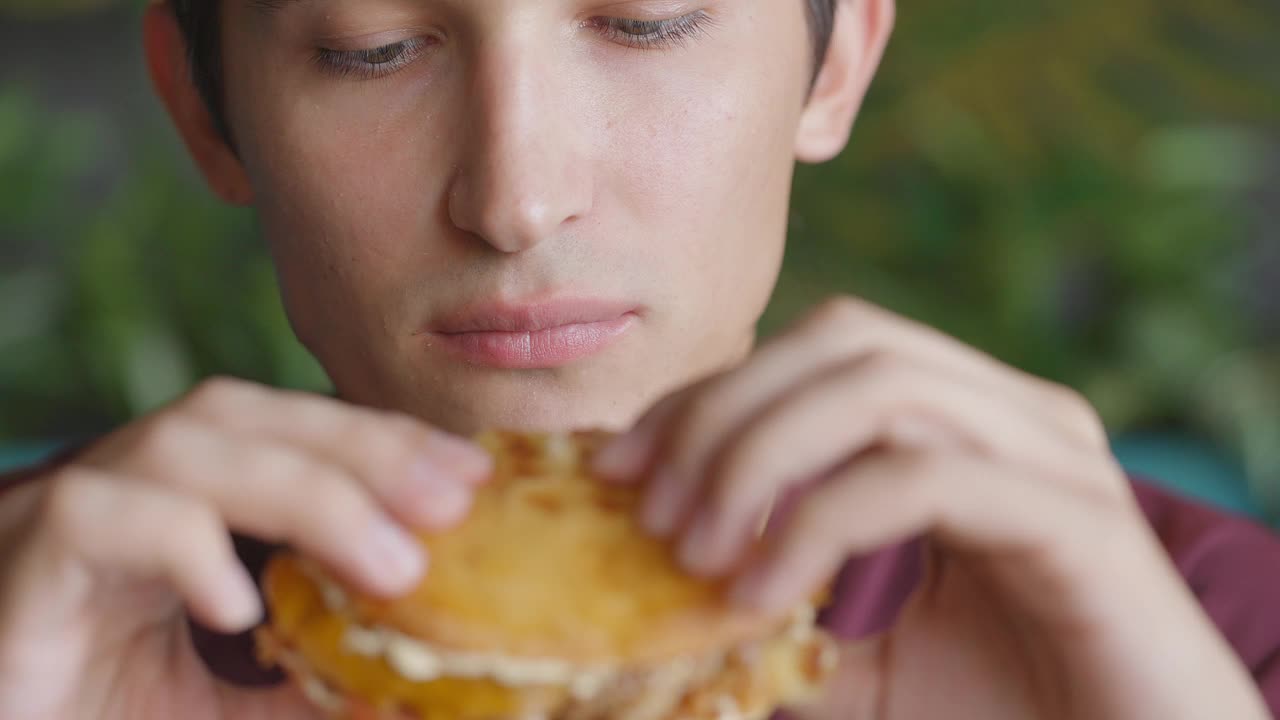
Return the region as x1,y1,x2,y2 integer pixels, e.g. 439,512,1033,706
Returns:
591,11,716,50
314,37,432,80
314,11,714,80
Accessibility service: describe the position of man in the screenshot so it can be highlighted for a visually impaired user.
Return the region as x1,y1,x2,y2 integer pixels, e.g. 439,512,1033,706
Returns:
0,1,1277,718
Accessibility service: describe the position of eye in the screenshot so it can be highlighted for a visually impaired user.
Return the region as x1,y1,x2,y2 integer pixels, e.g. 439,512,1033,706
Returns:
591,11,714,49
315,37,433,80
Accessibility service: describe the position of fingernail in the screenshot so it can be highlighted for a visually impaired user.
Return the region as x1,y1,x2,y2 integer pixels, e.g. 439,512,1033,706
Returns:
366,519,428,592
678,511,719,576
408,459,474,526
593,436,645,483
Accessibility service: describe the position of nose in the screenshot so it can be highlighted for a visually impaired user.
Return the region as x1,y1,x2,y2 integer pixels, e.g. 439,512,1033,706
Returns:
447,37,593,254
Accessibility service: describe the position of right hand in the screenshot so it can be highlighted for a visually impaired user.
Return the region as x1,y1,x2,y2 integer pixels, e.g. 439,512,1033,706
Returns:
0,377,492,720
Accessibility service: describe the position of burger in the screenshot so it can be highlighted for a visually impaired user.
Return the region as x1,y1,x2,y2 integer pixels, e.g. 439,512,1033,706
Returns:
257,430,838,720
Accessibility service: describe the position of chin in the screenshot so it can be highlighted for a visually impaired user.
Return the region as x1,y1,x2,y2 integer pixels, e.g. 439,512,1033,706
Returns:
410,370,658,435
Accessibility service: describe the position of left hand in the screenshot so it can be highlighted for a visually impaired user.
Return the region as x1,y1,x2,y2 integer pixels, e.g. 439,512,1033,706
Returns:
593,296,1269,720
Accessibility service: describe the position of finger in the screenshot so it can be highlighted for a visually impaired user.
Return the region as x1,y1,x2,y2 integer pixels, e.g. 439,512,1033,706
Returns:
593,385,694,482
181,377,492,477
627,372,753,536
781,298,1108,450
177,377,493,514
97,418,428,596
677,356,1113,577
620,302,1107,537
597,298,1105,488
12,468,261,635
730,450,1130,615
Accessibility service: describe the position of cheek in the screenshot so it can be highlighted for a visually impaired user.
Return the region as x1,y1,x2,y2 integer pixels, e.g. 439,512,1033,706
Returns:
231,70,457,300
600,43,807,325
266,118,438,247
222,6,809,347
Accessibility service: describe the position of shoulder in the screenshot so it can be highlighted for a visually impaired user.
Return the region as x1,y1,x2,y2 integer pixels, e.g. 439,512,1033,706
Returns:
1134,481,1280,710
821,480,1280,704
1134,481,1280,663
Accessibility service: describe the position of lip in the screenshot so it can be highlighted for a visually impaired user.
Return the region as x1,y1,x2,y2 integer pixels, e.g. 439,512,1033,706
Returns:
425,298,639,369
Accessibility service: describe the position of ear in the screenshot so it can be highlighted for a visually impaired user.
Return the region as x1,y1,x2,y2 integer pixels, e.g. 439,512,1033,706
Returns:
143,3,253,206
794,0,895,164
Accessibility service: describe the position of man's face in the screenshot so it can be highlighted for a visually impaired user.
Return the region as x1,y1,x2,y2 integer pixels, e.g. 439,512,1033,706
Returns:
218,0,816,434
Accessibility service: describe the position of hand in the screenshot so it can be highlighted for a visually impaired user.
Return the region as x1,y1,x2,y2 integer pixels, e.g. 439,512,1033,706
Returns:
595,297,1270,720
0,377,491,720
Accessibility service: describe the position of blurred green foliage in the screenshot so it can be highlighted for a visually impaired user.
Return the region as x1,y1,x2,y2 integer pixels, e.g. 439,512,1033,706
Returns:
0,1,1278,512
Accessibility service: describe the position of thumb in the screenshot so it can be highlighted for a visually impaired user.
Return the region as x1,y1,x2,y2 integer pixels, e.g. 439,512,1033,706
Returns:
785,636,886,720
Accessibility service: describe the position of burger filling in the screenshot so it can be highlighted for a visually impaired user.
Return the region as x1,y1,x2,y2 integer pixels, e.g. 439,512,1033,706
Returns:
266,564,834,720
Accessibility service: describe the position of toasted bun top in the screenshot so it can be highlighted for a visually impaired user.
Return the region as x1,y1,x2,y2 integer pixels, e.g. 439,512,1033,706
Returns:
270,430,786,665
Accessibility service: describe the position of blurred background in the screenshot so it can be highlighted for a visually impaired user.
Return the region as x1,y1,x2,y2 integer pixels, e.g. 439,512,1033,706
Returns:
1,1,1277,522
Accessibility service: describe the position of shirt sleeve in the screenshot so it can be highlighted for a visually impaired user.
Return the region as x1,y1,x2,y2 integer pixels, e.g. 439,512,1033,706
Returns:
1134,481,1280,714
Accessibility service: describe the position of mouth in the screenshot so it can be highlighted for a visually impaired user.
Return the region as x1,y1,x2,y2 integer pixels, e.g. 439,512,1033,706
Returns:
424,298,640,370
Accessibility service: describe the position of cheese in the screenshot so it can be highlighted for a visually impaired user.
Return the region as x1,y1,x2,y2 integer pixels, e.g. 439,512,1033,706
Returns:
298,559,349,611
342,624,618,701
715,695,745,720
337,604,818,697
788,604,817,642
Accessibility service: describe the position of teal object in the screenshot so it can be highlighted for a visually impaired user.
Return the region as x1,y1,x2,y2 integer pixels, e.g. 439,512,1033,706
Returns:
0,435,1268,525
0,443,63,474
1112,433,1263,521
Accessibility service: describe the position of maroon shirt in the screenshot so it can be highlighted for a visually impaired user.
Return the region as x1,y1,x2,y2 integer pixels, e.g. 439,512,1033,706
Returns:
4,457,1279,712
818,481,1280,713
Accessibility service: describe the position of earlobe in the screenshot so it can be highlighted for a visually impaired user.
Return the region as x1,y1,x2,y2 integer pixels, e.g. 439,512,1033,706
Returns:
795,0,896,164
142,4,254,206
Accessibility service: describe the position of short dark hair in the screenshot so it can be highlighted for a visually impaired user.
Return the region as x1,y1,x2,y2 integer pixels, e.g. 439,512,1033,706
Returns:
170,0,838,142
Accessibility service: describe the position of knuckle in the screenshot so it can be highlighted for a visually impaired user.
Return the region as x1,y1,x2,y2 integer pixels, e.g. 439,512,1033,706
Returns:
1044,382,1107,442
329,415,422,488
244,446,315,486
182,498,223,534
183,375,252,412
807,296,863,330
379,411,425,438
164,503,225,561
835,352,913,412
134,414,203,465
800,296,886,343
41,470,103,546
369,413,428,461
845,348,902,382
302,470,370,528
1047,382,1091,418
